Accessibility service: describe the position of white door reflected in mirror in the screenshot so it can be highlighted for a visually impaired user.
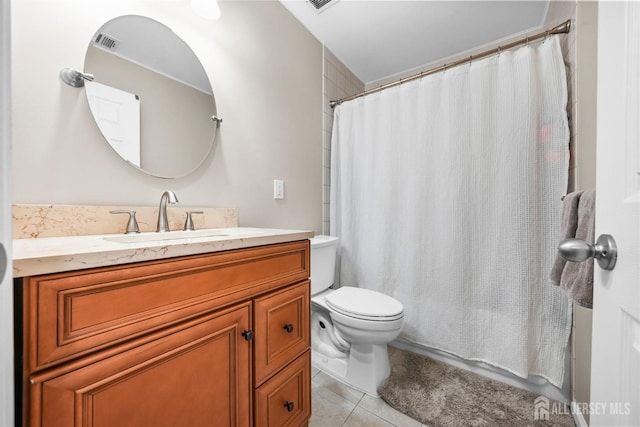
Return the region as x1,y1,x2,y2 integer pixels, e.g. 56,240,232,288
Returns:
86,81,141,167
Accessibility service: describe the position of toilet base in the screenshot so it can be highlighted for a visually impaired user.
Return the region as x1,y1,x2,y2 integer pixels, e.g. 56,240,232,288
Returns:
312,349,348,380
311,342,391,397
346,343,391,396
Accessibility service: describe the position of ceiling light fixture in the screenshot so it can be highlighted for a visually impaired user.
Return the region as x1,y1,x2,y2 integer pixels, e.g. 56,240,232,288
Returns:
190,0,221,20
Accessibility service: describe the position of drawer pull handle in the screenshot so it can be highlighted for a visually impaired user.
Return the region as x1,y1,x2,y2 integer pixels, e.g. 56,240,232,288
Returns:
241,330,254,341
284,401,295,412
283,323,294,333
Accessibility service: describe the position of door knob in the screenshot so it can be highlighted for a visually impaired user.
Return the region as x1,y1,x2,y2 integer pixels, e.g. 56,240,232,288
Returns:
557,234,617,271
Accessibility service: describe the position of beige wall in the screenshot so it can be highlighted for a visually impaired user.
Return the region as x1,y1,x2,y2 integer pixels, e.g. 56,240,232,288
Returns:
574,1,598,422
547,0,598,421
573,1,598,193
11,0,323,233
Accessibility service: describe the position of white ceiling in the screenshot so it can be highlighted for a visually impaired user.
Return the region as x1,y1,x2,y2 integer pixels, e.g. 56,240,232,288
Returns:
279,0,550,84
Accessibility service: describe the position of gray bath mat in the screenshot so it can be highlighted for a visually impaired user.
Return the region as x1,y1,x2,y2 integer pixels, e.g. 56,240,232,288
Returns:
378,347,575,427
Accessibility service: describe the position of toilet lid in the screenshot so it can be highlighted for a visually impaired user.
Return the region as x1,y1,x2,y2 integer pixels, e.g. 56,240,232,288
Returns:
325,287,404,321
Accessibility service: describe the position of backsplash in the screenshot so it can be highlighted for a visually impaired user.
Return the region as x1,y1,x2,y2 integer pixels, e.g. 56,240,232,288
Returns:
13,204,238,239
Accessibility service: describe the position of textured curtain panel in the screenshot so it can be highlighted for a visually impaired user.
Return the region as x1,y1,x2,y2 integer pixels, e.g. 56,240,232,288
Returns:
330,36,571,387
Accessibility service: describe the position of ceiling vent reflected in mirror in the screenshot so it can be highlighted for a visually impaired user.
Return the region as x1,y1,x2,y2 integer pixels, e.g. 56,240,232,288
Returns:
308,0,338,14
94,33,120,51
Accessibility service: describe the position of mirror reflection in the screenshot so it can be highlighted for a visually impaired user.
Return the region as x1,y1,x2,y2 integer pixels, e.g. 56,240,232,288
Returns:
84,15,217,178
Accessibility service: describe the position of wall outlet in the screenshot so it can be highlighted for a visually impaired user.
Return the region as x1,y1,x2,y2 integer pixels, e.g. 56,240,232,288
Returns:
274,180,284,200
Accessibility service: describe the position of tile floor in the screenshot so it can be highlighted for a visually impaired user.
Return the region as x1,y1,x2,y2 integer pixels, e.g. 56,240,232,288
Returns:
309,366,427,427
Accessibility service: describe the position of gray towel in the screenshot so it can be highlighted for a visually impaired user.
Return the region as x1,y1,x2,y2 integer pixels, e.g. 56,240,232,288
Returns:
551,190,596,308
550,191,582,285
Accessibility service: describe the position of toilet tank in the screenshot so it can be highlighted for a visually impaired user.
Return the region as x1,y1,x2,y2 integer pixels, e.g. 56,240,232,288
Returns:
309,235,339,295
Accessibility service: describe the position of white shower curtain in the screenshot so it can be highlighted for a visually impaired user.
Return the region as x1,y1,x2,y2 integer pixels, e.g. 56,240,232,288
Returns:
330,36,572,387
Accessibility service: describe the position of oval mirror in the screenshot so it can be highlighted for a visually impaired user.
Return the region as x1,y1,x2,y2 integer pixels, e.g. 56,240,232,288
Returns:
84,15,218,178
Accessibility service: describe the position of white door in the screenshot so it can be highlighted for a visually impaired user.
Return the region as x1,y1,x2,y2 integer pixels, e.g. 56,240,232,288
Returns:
0,0,13,425
590,2,640,425
85,81,141,167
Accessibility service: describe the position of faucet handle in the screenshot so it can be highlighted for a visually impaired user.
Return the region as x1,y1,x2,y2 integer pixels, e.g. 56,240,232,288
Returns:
184,211,204,231
110,210,140,234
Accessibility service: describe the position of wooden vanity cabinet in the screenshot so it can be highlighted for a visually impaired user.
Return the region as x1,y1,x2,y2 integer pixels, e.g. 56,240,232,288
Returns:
19,240,311,427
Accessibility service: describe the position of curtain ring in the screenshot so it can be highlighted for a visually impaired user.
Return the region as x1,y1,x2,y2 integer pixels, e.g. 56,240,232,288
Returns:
469,55,473,67
526,36,530,46
497,46,502,57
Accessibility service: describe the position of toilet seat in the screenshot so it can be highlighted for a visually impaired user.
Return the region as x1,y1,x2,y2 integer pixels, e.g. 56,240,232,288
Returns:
324,287,404,321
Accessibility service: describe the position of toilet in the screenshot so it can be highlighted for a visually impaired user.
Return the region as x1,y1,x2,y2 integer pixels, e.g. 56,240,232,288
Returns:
310,235,404,396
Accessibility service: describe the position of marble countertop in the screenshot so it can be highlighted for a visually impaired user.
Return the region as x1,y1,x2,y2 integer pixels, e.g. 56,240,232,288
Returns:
13,227,314,278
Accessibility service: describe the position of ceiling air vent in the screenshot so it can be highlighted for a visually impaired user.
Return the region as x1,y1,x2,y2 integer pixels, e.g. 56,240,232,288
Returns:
94,33,120,51
308,0,338,14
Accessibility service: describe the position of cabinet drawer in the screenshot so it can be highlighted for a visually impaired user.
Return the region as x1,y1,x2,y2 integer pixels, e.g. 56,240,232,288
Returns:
254,281,310,385
24,241,309,371
31,303,252,427
255,351,311,427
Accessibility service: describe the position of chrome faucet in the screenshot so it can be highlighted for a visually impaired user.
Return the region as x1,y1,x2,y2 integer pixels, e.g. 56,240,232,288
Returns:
157,191,179,232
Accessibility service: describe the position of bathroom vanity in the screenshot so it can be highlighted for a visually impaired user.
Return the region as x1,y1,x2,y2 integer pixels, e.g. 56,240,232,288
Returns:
14,228,313,427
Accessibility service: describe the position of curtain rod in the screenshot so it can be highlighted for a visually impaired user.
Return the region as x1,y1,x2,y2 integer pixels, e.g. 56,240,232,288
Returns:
330,19,572,108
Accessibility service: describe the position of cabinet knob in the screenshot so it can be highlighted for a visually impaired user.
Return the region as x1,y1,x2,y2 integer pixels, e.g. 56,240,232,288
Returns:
241,330,254,341
284,401,295,412
283,323,294,333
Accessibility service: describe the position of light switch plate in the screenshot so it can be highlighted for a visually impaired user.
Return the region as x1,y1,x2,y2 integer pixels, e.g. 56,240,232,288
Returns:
274,180,284,200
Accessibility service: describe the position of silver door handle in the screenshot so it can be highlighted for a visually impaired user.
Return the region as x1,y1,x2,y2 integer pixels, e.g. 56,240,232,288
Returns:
558,234,617,271
0,243,6,283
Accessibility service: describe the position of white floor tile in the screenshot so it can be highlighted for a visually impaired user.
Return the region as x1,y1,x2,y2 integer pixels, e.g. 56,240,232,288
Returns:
311,367,432,426
357,395,422,427
312,371,365,405
342,406,395,427
309,382,357,427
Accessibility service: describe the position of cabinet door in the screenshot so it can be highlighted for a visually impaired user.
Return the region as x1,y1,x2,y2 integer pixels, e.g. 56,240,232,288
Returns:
254,281,310,385
32,304,252,427
255,351,311,427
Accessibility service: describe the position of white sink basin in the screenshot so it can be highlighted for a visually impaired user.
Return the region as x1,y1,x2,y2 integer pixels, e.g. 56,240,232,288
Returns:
102,228,262,244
